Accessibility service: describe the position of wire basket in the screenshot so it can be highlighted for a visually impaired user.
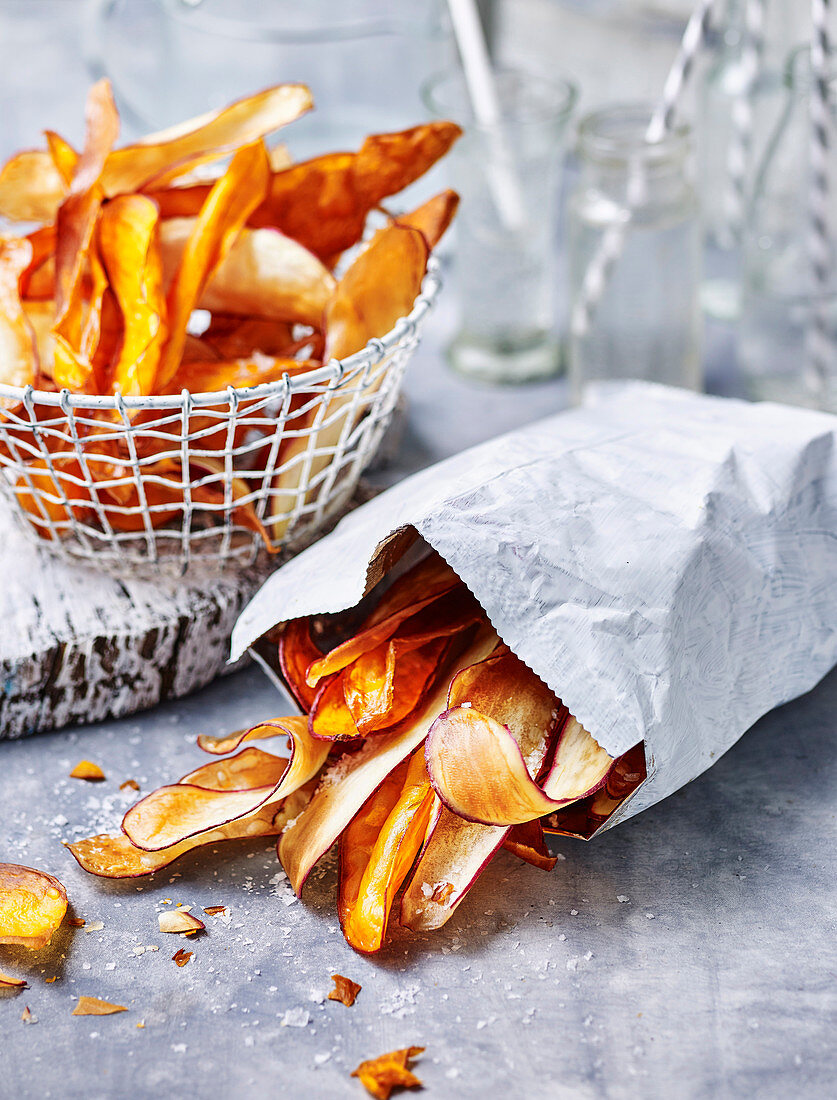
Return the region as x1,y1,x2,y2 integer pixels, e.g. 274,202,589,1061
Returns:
0,260,440,579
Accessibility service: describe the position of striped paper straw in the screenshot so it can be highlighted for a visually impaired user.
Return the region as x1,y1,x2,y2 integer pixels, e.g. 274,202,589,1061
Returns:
806,0,835,396
572,0,717,340
722,0,766,246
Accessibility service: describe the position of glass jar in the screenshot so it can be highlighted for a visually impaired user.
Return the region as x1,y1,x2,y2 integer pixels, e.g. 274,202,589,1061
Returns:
567,105,703,404
739,47,837,410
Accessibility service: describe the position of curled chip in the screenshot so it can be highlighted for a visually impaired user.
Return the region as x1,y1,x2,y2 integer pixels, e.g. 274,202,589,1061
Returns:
0,863,68,949
351,1046,424,1100
0,971,27,989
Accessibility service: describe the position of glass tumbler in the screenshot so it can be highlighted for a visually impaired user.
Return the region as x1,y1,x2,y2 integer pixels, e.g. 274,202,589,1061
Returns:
567,105,703,403
423,67,577,384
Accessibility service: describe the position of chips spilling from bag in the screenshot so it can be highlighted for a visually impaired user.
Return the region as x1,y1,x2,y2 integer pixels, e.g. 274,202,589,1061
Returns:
71,553,646,953
0,80,460,546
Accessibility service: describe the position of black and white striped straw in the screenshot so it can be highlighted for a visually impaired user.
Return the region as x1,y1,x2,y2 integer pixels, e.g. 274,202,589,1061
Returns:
806,0,835,396
572,0,717,340
723,0,765,245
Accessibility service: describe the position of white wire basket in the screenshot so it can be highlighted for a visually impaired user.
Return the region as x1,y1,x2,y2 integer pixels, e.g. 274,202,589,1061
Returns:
0,259,440,579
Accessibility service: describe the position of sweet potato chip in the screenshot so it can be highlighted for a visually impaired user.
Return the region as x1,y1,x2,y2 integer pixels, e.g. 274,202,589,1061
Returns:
309,674,361,742
196,714,308,756
0,149,68,223
159,218,334,328
328,973,361,1007
503,819,557,871
157,140,270,386
323,222,428,362
278,626,497,895
340,748,434,953
343,636,450,736
0,237,38,393
252,121,461,260
158,909,205,935
165,354,310,396
72,996,127,1016
277,619,322,710
0,863,68,949
0,971,27,989
427,709,611,827
70,759,106,781
97,194,167,396
52,80,120,391
102,83,312,197
352,1046,424,1100
399,805,506,933
395,190,460,251
172,948,193,967
180,746,293,792
122,716,328,851
44,130,78,186
305,554,462,688
68,787,312,879
200,315,296,360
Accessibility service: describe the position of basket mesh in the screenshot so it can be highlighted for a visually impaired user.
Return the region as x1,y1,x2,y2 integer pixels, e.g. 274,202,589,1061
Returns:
0,263,438,578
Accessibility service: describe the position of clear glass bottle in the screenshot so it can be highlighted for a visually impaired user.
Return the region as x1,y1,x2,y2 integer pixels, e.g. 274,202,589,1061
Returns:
739,47,837,410
567,105,703,404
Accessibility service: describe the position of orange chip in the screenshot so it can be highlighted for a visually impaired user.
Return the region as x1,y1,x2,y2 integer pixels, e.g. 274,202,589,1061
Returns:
203,905,226,917
97,193,167,396
395,189,460,251
328,973,361,1007
172,948,193,967
159,218,334,329
156,140,270,387
339,749,434,954
120,779,140,792
70,760,106,781
102,83,312,197
0,971,27,989
0,863,69,949
71,996,127,1016
323,221,428,361
351,1046,424,1100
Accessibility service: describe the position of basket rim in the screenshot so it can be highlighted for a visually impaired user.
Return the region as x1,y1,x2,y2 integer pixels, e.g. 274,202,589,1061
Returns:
0,255,440,412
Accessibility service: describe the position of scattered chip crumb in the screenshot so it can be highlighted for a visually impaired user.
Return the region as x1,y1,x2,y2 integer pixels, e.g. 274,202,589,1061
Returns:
352,1046,424,1100
328,974,361,1007
84,921,104,933
158,910,205,935
21,1006,37,1024
172,949,193,967
203,905,226,917
70,760,106,782
120,779,140,791
67,917,86,928
72,996,127,1016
